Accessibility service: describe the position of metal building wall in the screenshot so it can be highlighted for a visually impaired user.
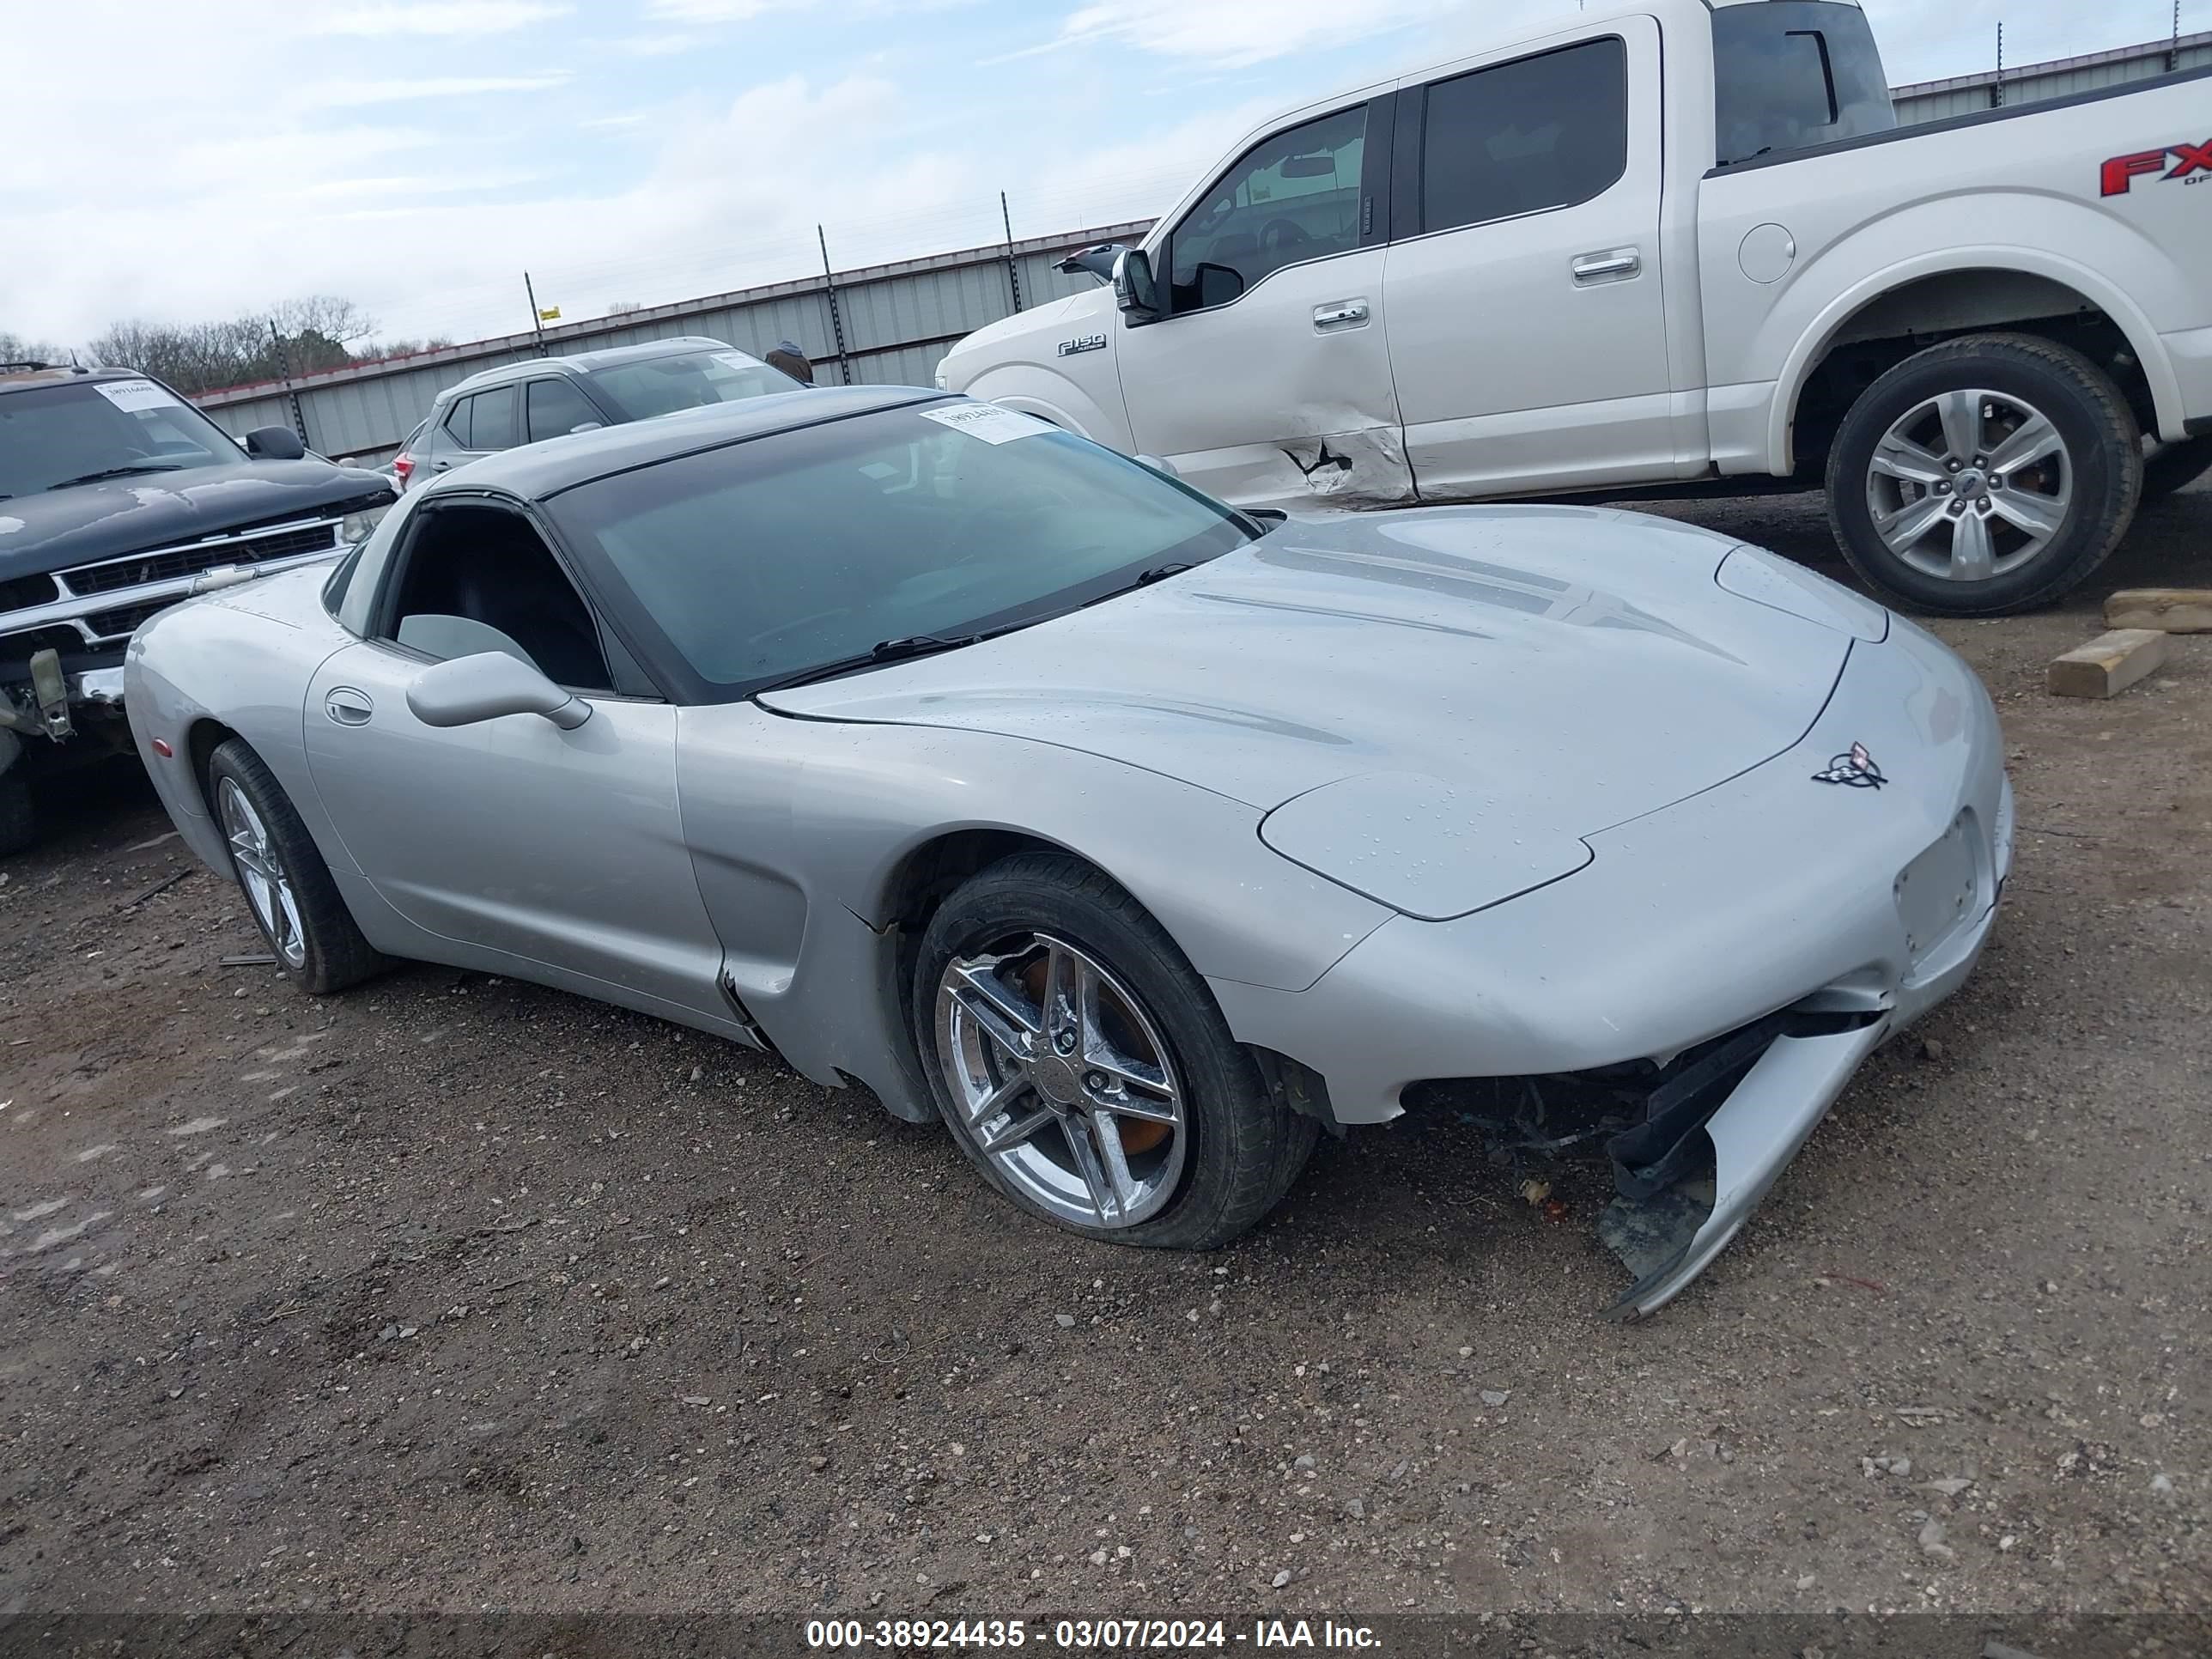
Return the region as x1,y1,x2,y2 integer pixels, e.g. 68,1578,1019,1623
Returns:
1893,30,2211,124
198,225,1149,465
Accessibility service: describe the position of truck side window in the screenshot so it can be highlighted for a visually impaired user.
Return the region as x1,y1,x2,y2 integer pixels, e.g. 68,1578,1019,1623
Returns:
1417,37,1627,236
1165,104,1368,315
1711,1,1895,168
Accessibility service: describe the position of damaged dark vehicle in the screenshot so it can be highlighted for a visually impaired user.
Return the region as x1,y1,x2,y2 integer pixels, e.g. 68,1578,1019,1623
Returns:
0,362,393,853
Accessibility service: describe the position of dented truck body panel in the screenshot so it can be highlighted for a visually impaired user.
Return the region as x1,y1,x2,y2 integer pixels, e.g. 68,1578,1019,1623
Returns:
939,0,2212,505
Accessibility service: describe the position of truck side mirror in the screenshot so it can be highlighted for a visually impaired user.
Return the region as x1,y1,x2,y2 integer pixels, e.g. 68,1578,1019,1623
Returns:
1112,248,1160,324
245,426,307,461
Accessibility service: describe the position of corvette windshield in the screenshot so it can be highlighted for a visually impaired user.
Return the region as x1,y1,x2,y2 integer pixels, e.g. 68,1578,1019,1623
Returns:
550,403,1256,696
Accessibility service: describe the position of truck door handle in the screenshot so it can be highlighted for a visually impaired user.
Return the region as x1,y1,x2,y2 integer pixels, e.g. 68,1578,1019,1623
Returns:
324,688,374,726
1313,299,1370,331
1571,248,1642,285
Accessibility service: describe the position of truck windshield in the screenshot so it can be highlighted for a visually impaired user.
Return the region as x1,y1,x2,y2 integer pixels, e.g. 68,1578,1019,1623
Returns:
0,379,243,498
1712,1,1895,168
586,349,802,422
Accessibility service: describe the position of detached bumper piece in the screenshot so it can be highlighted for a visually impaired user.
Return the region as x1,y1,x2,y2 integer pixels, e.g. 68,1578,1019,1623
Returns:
1597,1012,1887,1321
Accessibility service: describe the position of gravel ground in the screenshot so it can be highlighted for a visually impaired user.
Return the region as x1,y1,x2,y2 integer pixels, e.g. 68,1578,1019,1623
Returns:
1,482,2206,1633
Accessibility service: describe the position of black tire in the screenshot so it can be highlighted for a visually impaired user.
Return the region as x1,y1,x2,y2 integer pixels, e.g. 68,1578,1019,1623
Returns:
0,768,32,859
913,852,1318,1250
2142,434,2212,502
1826,332,2142,616
204,738,385,995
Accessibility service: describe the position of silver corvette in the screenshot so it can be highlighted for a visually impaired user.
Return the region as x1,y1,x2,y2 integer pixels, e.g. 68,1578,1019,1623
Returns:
125,387,2011,1317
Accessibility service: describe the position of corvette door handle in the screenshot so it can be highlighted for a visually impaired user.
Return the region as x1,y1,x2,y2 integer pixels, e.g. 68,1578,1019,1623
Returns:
1571,248,1642,285
324,687,374,726
1313,299,1370,331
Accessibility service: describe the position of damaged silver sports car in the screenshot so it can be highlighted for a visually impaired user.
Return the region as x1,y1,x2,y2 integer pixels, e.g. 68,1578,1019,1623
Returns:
125,387,2010,1316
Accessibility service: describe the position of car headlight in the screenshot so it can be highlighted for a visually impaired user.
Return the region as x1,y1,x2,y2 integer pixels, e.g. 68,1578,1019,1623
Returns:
339,503,391,545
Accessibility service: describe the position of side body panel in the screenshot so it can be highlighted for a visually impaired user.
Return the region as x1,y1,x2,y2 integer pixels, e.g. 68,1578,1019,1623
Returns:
301,641,731,1027
1383,14,1679,498
124,567,360,878
672,707,1393,1119
1115,247,1409,509
1701,71,2212,469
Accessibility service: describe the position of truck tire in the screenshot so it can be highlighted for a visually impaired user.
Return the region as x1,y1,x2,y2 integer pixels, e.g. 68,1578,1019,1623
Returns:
1826,332,2142,617
0,768,32,859
2142,435,2212,502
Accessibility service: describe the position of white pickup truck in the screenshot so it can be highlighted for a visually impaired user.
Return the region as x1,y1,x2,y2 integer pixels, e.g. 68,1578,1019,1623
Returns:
940,0,2212,615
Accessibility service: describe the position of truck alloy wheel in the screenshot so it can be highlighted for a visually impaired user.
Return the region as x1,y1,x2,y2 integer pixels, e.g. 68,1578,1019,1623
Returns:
1826,333,2142,617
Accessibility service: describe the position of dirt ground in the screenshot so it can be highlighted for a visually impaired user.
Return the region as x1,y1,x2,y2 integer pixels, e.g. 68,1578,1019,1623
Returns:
2,481,2207,1636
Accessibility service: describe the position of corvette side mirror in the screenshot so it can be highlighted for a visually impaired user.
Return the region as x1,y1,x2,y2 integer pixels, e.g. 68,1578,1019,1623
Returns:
407,651,591,731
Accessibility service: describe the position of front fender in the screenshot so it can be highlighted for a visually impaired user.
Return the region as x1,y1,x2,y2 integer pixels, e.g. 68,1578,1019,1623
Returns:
953,360,1133,450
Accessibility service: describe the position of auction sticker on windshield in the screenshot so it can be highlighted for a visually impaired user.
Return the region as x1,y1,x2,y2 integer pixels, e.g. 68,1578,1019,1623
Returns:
918,403,1050,445
90,379,178,413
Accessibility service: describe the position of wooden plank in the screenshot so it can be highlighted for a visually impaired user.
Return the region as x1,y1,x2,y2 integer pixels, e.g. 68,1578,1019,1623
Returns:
2047,629,2168,699
2104,588,2212,633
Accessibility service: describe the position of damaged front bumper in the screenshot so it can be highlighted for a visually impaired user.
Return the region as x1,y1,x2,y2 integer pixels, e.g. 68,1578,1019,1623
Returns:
1210,614,2012,1316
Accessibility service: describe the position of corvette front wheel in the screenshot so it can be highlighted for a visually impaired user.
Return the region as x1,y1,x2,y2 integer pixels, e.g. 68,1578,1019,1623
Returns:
915,853,1316,1250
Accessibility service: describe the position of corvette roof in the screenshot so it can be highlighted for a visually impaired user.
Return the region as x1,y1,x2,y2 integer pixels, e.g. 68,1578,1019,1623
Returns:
423,384,945,500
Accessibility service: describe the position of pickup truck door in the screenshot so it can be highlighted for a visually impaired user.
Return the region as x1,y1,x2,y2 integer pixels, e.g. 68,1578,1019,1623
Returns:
1114,94,1413,511
1382,17,1675,499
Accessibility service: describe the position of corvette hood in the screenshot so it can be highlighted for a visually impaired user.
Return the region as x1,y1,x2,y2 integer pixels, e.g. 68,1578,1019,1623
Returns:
759,506,1854,836
0,460,391,581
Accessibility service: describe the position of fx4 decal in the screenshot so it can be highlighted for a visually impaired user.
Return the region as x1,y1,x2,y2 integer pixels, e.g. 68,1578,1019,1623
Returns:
2101,140,2212,197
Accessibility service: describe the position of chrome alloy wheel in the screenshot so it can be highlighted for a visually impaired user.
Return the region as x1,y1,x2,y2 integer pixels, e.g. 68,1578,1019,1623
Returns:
218,776,307,969
1866,387,2074,581
935,932,1186,1229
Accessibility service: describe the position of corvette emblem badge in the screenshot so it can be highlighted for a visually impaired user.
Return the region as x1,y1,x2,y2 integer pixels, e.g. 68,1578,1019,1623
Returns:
1812,742,1887,789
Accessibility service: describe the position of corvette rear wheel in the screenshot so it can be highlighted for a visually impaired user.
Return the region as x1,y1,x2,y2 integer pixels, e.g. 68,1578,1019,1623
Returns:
206,738,385,995
915,853,1316,1249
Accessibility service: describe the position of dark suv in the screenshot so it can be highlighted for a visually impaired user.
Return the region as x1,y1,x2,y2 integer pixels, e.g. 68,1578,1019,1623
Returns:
411,338,805,480
0,362,395,853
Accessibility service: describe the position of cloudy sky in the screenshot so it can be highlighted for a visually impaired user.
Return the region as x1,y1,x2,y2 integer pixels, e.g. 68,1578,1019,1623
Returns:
1,0,2189,351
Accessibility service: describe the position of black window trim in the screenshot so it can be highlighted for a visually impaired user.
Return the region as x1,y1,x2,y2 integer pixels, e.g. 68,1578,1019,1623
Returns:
1707,60,2212,178
1390,32,1632,246
368,487,665,702
1145,92,1395,326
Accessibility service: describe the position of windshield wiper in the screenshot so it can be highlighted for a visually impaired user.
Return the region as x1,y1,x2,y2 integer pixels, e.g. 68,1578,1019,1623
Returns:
750,633,988,696
46,461,187,489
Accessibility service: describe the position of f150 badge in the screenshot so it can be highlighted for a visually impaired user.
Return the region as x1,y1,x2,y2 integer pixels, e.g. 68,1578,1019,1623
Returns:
2100,139,2212,197
1056,333,1107,357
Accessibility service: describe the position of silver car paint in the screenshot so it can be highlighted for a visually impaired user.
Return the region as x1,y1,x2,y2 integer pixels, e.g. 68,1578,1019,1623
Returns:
125,488,2008,1313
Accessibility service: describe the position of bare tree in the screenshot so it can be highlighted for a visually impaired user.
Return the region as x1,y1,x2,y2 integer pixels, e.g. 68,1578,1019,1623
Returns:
605,300,645,316
0,330,67,365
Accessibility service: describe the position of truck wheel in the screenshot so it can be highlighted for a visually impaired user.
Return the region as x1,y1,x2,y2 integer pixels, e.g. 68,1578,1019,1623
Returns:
205,738,385,994
2142,435,2212,502
0,768,32,859
1826,333,2142,616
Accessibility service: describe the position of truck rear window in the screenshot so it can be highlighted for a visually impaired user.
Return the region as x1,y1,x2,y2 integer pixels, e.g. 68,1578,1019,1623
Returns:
1713,1,1895,168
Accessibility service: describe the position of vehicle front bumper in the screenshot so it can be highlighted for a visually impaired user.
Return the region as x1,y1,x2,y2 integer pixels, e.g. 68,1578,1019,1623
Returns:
1211,613,2010,1313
